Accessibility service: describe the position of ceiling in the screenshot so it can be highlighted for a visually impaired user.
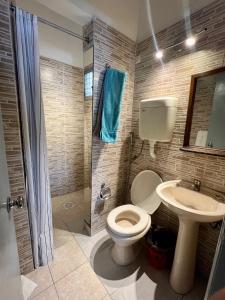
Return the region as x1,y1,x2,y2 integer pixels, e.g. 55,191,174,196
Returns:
35,0,140,40
137,0,216,42
35,0,216,42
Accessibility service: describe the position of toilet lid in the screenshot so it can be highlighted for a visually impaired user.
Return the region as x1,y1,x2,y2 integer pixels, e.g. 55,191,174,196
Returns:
131,170,162,214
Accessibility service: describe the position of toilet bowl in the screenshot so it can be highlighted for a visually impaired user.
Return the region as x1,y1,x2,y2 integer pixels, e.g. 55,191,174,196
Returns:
107,170,162,265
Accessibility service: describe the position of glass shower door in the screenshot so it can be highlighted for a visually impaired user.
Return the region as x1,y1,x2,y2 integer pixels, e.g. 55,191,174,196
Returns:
205,218,225,299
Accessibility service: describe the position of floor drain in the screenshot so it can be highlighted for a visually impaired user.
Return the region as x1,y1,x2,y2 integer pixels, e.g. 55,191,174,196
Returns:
63,202,75,209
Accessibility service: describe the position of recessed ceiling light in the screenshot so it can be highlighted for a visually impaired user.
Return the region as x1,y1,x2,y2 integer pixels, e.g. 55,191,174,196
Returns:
155,50,163,59
185,36,196,47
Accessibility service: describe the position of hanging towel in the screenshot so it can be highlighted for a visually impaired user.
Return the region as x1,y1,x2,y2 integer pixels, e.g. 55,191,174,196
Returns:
100,68,127,143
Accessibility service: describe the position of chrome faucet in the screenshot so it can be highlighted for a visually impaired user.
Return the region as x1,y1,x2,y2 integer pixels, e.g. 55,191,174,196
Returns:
192,179,201,192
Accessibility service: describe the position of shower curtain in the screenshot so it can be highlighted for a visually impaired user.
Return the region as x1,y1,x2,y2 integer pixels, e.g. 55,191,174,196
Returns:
13,7,53,267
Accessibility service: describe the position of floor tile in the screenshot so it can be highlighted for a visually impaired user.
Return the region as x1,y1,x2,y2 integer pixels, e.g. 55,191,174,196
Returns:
74,229,109,258
64,214,86,234
55,262,107,300
52,216,67,230
182,277,207,300
102,295,113,300
26,266,53,298
60,205,87,234
90,238,141,295
50,197,206,300
49,239,86,282
142,266,182,300
110,270,182,300
52,192,84,221
89,234,184,300
53,227,74,249
31,285,58,300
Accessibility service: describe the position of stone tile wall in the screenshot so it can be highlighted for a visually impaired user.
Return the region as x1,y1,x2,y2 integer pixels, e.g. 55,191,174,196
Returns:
91,19,136,235
0,0,33,274
131,0,225,278
40,57,84,197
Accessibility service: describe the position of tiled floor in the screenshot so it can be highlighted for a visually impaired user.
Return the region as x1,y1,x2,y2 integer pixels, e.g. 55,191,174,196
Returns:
27,192,207,300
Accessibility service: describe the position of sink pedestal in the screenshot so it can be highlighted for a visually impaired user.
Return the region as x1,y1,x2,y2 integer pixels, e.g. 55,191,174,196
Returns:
170,217,199,294
156,180,225,294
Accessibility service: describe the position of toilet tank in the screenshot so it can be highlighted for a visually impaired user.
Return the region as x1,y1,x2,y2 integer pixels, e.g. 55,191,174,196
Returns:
139,97,177,142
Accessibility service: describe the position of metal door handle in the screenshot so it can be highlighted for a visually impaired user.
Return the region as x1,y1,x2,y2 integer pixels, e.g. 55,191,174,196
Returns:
1,196,24,212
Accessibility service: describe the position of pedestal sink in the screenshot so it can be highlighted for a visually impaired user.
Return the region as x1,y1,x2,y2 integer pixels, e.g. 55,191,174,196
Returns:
156,180,225,294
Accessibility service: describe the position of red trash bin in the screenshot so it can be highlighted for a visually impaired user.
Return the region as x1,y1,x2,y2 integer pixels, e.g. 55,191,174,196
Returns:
146,225,176,270
147,245,168,269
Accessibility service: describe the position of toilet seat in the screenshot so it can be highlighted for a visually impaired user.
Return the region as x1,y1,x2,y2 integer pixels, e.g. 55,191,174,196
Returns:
107,204,149,237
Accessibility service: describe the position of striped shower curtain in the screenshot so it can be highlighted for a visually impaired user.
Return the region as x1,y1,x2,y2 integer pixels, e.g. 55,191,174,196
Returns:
13,7,53,267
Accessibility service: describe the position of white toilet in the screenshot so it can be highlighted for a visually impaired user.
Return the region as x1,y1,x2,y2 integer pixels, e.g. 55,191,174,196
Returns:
107,170,162,265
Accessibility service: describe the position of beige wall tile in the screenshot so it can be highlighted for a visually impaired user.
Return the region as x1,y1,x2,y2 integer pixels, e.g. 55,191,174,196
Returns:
40,57,84,197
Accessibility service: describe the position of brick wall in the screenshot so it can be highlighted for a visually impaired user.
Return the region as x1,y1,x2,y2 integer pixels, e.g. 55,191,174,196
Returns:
91,19,136,235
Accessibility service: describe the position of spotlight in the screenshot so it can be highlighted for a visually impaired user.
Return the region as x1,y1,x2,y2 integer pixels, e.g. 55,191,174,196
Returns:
155,50,163,59
185,36,196,47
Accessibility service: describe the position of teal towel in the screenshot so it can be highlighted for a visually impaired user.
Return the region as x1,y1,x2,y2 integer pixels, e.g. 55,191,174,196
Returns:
100,68,127,143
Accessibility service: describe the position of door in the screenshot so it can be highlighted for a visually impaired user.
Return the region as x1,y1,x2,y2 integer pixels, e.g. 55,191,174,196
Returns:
205,218,225,299
0,113,23,300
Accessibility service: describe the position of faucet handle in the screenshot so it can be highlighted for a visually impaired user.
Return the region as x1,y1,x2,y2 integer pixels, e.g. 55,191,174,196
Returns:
194,179,201,185
192,179,201,191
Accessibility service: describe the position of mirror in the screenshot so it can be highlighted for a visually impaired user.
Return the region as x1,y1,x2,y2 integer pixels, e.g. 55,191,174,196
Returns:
182,67,225,156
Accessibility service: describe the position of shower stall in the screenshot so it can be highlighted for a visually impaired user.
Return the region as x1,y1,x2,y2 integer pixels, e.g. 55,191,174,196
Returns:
41,48,93,236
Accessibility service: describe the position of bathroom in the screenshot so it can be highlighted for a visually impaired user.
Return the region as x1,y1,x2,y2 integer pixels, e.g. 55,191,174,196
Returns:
0,0,225,299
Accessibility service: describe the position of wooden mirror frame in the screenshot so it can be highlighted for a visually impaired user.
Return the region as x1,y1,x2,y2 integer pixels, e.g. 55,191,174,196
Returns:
181,66,225,157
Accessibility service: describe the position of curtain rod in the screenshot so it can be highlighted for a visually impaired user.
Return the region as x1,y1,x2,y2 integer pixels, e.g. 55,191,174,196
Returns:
10,4,89,43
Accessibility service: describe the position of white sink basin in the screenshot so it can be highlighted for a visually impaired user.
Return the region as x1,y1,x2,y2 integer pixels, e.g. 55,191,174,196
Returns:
157,180,225,223
156,180,225,294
